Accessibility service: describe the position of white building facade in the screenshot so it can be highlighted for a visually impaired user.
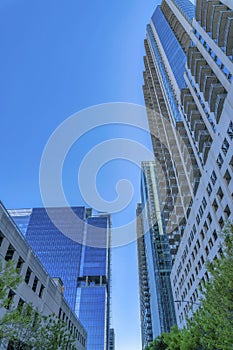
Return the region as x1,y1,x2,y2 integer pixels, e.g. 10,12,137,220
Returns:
142,0,233,329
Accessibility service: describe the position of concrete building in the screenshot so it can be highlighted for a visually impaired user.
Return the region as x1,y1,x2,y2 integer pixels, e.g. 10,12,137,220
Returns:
9,206,111,350
141,0,233,334
0,201,87,349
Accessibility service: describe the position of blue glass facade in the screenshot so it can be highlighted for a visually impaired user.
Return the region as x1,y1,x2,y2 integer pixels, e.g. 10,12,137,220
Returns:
138,163,176,344
151,7,187,90
10,207,110,350
147,24,182,123
171,0,195,22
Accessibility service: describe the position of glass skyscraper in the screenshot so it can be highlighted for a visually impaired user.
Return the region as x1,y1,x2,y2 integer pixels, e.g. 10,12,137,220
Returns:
137,163,176,349
9,207,111,350
142,0,233,333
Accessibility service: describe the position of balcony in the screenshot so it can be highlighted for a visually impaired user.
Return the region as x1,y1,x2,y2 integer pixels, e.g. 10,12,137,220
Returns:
212,4,227,40
209,83,226,112
202,141,212,164
193,119,205,140
206,0,219,32
194,58,207,85
187,47,199,70
195,0,203,22
218,11,233,47
224,16,233,56
190,110,202,130
186,100,197,118
190,52,203,76
203,75,218,101
199,66,212,92
197,130,211,151
215,93,227,122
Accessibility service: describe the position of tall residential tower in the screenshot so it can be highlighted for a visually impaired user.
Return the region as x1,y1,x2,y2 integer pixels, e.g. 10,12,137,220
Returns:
139,0,233,340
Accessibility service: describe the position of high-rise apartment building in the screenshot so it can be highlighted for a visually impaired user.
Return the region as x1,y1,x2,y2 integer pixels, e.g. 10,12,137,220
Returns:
10,207,111,350
137,162,176,349
140,0,233,336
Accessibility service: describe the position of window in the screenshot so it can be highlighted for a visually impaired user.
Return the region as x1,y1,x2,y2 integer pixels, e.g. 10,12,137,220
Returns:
224,169,231,185
222,138,230,156
203,221,208,232
200,229,205,240
25,267,32,284
207,182,212,196
207,213,212,224
202,197,207,209
229,156,233,171
219,216,224,229
5,245,15,261
16,257,24,272
39,284,45,298
213,230,218,241
17,298,25,309
0,231,4,246
199,205,204,217
6,290,15,310
217,187,224,200
196,214,200,225
193,224,197,235
32,276,38,292
210,171,217,185
216,153,224,168
224,205,231,218
205,246,209,256
227,121,233,140
209,238,213,249
212,199,218,212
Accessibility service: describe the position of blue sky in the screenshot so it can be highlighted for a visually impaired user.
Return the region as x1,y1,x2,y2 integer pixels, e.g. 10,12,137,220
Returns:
0,1,159,349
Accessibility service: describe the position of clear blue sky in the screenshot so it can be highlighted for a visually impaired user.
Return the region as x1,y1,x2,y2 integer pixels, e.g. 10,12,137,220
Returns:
0,1,159,349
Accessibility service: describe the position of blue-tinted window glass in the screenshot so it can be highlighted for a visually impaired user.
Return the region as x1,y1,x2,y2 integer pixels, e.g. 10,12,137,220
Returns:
76,286,106,350
151,7,187,90
172,0,195,22
147,24,182,123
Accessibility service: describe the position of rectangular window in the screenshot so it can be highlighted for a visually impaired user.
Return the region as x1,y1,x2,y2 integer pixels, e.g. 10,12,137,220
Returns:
16,257,24,272
217,187,224,200
39,284,45,298
6,290,15,310
25,267,32,284
32,276,38,292
5,244,15,261
0,231,4,246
